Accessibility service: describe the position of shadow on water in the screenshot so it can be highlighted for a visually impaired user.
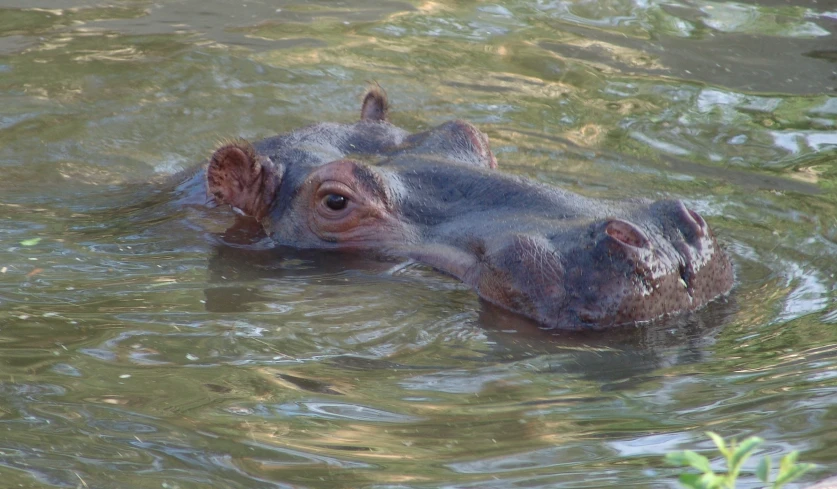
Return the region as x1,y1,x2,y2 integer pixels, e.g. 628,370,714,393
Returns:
203,238,400,314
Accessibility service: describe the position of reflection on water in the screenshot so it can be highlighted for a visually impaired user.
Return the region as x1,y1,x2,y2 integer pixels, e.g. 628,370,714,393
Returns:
1,0,837,488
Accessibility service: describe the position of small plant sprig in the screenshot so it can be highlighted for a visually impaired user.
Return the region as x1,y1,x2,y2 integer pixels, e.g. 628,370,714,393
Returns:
665,432,815,489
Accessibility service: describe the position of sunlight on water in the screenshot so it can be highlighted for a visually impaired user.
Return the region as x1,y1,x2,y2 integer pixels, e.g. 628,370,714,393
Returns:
1,0,837,488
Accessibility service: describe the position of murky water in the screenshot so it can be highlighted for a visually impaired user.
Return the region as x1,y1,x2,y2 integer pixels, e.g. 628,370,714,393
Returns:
1,1,837,488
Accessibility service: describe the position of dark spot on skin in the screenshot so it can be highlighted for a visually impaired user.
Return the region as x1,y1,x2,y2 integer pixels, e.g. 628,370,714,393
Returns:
467,238,487,260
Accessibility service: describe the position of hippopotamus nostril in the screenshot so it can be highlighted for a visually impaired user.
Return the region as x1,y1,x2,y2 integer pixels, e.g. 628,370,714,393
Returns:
672,201,707,241
604,219,651,249
687,208,706,235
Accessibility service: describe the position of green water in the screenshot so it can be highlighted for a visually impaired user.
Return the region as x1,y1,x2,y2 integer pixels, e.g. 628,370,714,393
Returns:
1,1,836,488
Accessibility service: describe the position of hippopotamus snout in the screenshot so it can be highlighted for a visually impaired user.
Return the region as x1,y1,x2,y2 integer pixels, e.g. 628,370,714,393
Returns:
397,178,733,329
204,86,734,330
562,200,733,327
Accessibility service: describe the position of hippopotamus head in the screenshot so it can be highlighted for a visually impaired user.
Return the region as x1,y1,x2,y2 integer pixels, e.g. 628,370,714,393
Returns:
205,87,734,330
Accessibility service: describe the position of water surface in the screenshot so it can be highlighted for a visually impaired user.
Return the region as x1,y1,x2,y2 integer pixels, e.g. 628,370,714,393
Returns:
1,1,837,488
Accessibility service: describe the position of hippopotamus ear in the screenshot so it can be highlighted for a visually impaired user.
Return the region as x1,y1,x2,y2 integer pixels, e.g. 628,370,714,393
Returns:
206,140,282,221
360,85,389,122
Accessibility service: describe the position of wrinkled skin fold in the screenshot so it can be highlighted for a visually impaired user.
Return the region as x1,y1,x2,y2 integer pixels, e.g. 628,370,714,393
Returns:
204,87,734,330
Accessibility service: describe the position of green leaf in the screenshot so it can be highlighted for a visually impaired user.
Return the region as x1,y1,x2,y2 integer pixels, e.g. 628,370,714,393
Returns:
666,451,712,472
756,456,771,483
730,436,763,473
666,452,690,466
698,472,725,489
20,238,41,246
774,461,815,488
778,451,799,474
679,473,704,489
678,472,724,489
706,432,731,458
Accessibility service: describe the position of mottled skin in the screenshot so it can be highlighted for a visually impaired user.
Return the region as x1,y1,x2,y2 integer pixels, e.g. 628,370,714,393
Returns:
205,87,734,330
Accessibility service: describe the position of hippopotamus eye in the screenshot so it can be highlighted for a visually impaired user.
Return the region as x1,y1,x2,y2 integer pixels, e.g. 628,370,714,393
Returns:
324,194,348,211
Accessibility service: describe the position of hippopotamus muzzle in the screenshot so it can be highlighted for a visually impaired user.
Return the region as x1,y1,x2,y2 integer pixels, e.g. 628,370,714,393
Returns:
205,87,734,330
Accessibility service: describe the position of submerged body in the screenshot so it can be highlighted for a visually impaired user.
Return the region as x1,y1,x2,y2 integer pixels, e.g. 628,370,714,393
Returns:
205,87,734,330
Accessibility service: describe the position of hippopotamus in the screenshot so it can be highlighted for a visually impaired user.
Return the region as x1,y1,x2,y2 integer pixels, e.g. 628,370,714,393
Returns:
203,87,734,331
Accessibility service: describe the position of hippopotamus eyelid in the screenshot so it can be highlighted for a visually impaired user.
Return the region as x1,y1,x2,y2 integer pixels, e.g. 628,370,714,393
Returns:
350,164,390,209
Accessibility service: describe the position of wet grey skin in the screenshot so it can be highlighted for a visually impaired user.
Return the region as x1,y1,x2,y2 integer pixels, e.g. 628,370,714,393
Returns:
205,87,734,330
